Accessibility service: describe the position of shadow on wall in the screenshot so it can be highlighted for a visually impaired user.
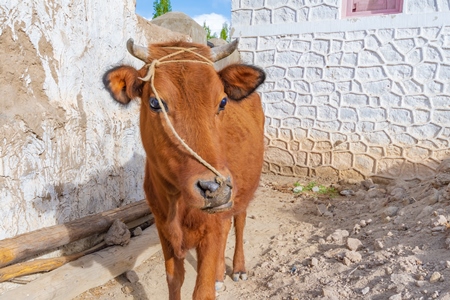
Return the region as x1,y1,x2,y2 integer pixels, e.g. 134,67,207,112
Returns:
25,150,145,253
27,152,152,299
31,151,145,227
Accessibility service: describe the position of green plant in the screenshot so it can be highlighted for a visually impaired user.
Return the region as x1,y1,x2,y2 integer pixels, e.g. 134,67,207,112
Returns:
292,181,338,197
220,22,230,42
203,22,217,40
153,0,172,19
304,181,317,191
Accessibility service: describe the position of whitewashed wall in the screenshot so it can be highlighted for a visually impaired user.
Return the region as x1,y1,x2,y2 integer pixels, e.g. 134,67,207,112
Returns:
232,0,450,181
0,1,188,241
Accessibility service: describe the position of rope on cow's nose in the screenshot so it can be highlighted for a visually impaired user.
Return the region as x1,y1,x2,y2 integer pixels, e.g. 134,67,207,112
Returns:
138,47,226,182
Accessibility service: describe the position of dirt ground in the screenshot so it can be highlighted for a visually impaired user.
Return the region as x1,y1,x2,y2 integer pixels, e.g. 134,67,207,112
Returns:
74,160,450,300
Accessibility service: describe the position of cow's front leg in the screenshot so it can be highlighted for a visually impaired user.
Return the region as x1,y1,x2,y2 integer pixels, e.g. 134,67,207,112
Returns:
232,211,248,281
158,230,185,300
193,232,219,300
215,217,232,291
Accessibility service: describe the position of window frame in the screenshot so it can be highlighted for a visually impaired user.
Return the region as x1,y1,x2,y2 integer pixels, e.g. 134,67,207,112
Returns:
342,0,403,18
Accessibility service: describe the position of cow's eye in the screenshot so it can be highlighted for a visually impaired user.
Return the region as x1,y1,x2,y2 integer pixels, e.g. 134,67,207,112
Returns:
219,97,227,111
149,97,167,112
149,98,160,110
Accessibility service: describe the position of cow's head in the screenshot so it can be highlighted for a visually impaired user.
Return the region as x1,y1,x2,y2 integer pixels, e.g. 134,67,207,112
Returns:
103,39,265,213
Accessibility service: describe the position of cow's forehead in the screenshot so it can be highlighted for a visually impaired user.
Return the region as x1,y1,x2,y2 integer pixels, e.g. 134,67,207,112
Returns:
139,60,225,109
150,67,224,103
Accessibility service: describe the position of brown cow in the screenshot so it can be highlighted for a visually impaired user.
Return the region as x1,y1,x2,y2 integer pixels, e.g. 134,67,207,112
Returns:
103,38,265,300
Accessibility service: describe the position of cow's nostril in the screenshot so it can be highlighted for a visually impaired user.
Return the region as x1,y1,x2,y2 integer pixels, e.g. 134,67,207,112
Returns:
197,180,220,194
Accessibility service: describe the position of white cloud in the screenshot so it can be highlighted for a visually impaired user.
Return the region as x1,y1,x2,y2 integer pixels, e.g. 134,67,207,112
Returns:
193,13,229,37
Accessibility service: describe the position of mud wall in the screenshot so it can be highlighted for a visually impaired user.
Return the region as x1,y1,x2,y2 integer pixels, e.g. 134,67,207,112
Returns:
0,1,188,240
232,0,450,181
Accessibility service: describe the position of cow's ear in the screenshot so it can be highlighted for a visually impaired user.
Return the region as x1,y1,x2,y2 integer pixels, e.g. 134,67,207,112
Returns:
218,64,265,101
103,66,143,104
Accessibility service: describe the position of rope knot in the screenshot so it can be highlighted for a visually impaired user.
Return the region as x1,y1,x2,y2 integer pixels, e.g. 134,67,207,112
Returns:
138,59,160,82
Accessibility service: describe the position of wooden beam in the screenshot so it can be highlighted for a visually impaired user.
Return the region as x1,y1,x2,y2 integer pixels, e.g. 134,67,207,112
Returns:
0,200,150,268
0,225,162,300
0,215,155,283
0,242,106,283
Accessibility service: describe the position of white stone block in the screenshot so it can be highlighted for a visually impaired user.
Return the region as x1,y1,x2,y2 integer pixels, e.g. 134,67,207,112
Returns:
342,93,369,106
287,66,305,78
311,81,335,95
255,50,276,66
357,66,387,80
340,108,358,122
309,5,338,21
359,107,387,122
404,95,431,109
232,10,253,26
317,105,338,121
274,7,296,23
276,51,303,65
266,102,296,118
386,64,413,79
389,109,413,125
299,52,325,66
254,8,272,25
359,50,384,65
362,79,392,96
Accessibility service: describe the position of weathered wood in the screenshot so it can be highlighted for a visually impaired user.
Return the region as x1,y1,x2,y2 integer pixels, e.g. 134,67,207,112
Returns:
0,225,162,300
0,214,155,283
0,242,106,283
0,200,150,268
125,214,153,230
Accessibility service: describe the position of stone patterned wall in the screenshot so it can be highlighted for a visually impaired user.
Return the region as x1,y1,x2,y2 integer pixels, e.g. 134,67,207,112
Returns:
233,0,340,25
232,0,450,25
232,0,450,180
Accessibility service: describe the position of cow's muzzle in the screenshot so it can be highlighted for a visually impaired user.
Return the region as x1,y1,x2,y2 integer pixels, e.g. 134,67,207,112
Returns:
197,176,232,213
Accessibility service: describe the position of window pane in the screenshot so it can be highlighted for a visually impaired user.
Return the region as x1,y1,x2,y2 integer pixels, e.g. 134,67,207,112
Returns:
354,0,387,12
387,0,397,9
345,0,402,17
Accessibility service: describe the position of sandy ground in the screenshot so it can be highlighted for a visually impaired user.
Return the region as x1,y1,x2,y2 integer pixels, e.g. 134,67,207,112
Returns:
71,160,450,299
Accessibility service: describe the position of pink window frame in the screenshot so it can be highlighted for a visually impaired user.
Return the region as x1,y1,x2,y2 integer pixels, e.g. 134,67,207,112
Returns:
342,0,403,18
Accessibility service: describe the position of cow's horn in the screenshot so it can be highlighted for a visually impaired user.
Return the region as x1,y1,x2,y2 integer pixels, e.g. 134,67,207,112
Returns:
126,38,149,62
210,38,239,62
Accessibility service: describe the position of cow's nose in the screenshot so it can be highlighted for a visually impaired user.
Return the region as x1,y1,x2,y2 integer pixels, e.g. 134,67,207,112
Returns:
197,177,233,213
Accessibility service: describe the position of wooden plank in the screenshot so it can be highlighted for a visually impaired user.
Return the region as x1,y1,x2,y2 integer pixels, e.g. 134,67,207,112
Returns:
0,242,106,283
0,200,150,268
0,225,162,300
0,215,154,283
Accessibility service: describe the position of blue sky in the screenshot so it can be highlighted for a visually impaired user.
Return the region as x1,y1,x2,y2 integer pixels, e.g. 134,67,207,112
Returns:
136,0,232,36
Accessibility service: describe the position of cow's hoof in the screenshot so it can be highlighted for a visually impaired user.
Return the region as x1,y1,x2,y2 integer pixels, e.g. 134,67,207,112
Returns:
232,272,247,282
215,281,224,291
